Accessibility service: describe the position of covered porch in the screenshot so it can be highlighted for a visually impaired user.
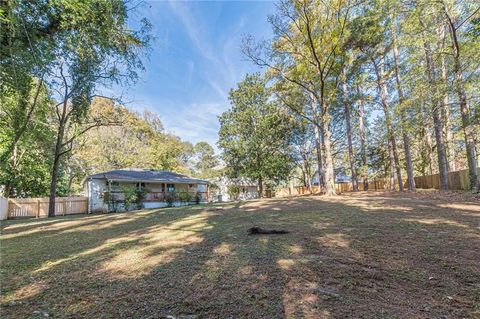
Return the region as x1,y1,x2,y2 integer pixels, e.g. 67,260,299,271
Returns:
104,180,209,207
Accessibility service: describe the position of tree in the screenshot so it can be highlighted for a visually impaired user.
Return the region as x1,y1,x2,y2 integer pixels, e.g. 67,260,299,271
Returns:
218,73,295,196
441,1,479,190
193,142,218,178
72,103,196,188
32,1,152,216
0,78,55,197
243,0,358,195
0,1,55,162
390,8,416,191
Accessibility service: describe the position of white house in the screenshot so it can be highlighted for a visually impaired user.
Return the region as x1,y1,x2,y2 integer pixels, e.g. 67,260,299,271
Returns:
84,169,209,213
208,176,259,202
311,169,352,185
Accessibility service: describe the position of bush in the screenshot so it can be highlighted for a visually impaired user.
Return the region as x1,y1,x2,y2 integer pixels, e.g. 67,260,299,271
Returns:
121,186,138,210
194,191,202,204
178,190,192,203
120,186,149,210
227,185,241,201
165,192,176,207
135,187,148,209
105,191,120,213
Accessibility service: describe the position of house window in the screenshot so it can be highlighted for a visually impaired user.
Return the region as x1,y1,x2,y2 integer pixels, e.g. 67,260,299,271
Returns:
108,181,120,191
167,184,175,192
136,182,146,190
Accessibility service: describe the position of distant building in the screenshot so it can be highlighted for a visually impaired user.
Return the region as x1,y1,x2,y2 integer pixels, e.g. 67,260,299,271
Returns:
208,176,258,202
311,169,352,185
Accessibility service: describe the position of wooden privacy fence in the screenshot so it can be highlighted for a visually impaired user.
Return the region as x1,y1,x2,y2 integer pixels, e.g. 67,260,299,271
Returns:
5,196,88,219
414,168,479,190
276,179,396,197
276,167,479,197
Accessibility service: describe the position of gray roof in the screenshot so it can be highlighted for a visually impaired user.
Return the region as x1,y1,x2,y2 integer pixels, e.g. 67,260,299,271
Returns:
87,169,208,184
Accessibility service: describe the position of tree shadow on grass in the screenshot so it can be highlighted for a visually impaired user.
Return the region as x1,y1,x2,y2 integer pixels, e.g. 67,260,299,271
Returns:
1,194,479,318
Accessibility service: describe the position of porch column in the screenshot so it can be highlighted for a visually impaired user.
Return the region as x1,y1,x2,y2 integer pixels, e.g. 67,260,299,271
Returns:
163,183,166,201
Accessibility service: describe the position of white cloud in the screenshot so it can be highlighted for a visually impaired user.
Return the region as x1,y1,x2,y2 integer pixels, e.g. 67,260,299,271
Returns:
105,1,275,153
161,103,226,150
168,1,219,64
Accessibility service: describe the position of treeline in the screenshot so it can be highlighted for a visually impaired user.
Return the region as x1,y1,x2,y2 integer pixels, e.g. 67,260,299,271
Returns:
219,0,479,194
1,95,218,197
0,1,217,211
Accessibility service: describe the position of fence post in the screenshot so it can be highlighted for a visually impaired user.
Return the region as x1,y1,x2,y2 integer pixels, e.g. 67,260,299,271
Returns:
0,197,8,221
36,199,40,218
63,198,66,216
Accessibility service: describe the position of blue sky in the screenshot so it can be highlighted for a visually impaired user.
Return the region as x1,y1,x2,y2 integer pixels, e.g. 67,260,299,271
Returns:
116,1,276,149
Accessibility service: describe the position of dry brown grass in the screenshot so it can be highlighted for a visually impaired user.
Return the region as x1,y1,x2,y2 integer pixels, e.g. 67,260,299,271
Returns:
1,191,479,318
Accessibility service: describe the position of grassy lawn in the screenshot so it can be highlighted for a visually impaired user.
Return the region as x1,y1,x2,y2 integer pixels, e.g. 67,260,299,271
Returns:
1,192,479,318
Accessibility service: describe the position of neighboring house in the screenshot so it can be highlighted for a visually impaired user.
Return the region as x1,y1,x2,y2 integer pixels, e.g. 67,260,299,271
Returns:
208,176,258,202
84,169,209,213
311,169,352,185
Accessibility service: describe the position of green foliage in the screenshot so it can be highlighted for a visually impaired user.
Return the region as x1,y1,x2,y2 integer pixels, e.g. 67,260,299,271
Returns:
0,0,152,202
178,190,192,203
120,186,148,210
227,185,241,201
0,78,56,197
193,141,219,178
73,103,200,184
218,73,296,188
194,191,202,204
121,186,138,211
165,192,176,207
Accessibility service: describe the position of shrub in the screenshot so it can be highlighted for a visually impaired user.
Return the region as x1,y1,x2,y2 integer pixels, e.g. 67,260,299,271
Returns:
178,190,192,203
121,186,138,211
135,187,149,209
194,191,202,204
227,185,241,201
120,186,149,210
165,192,176,207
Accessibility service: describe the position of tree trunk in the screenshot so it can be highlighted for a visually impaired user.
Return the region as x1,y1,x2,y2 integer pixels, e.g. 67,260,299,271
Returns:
342,71,358,191
301,166,307,187
391,24,415,191
321,109,336,196
357,84,368,190
306,163,313,194
454,68,478,190
258,177,264,198
445,15,479,191
388,139,395,191
48,152,61,217
423,41,449,190
313,124,324,188
374,58,403,191
421,99,435,176
439,28,455,172
309,93,324,188
48,101,68,217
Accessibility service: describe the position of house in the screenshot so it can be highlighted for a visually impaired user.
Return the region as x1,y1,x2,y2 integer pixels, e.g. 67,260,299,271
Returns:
311,168,352,185
208,176,259,202
84,169,209,212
